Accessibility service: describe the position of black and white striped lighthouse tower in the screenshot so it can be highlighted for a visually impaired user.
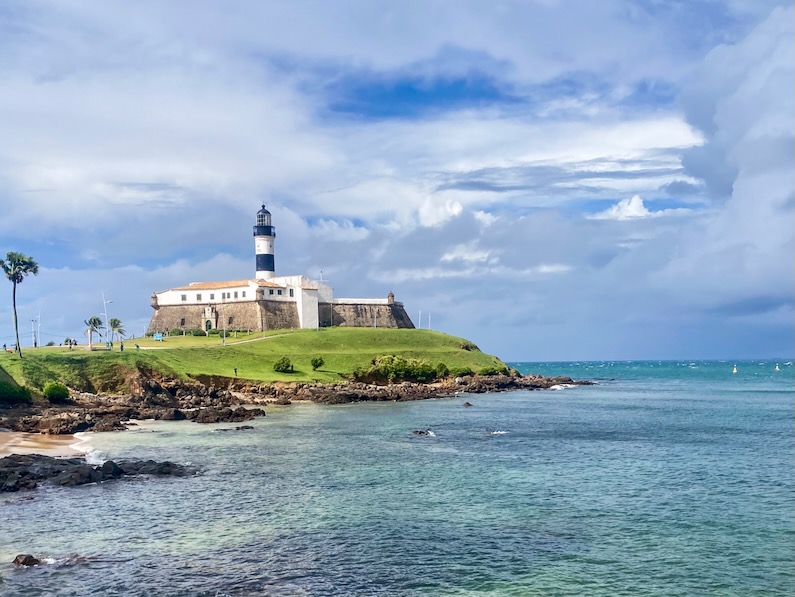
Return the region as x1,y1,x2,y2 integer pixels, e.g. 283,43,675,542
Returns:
253,204,276,279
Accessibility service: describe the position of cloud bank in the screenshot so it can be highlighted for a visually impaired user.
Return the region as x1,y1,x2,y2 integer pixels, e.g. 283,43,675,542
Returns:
0,0,791,360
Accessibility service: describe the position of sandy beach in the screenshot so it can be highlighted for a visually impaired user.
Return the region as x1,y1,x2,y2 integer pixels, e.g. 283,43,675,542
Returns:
0,431,85,458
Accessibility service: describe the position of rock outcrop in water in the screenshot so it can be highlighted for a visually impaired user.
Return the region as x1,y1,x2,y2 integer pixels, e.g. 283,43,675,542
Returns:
12,554,40,566
0,454,198,492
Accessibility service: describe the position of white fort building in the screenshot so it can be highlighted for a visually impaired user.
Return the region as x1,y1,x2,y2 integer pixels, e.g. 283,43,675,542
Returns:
147,206,414,333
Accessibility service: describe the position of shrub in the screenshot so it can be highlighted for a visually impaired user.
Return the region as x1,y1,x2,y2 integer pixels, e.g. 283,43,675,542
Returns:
459,341,480,352
0,383,31,405
274,356,294,373
477,364,509,376
46,341,56,347
168,329,183,336
449,366,474,378
190,328,205,336
311,356,324,371
435,362,450,379
352,355,437,384
43,381,70,403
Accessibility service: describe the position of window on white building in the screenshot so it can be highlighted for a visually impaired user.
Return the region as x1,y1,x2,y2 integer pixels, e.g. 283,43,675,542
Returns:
269,289,274,295
210,294,215,300
242,291,246,298
289,288,294,297
181,294,186,302
277,289,282,296
196,294,202,301
234,291,238,299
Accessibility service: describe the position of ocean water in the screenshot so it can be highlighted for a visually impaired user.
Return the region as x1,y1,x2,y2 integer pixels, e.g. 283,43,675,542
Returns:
1,360,793,596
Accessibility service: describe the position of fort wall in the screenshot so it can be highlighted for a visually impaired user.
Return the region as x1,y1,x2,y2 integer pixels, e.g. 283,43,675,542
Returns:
147,300,300,333
148,299,413,333
320,302,415,329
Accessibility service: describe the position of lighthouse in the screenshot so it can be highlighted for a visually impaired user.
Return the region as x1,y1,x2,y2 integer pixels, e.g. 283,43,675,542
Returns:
253,205,276,279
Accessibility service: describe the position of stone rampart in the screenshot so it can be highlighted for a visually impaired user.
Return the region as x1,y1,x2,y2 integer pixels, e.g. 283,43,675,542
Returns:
320,302,414,329
147,300,300,333
260,301,300,330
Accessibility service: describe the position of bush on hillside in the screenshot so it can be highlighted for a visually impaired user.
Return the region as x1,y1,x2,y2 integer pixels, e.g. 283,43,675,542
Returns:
0,383,31,405
459,341,480,352
477,364,509,376
43,381,70,403
352,355,437,384
435,362,450,379
311,356,324,371
274,356,294,373
449,366,474,378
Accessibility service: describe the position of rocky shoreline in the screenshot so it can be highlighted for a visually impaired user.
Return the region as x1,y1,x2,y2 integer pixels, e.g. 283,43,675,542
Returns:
0,371,592,435
1,453,198,492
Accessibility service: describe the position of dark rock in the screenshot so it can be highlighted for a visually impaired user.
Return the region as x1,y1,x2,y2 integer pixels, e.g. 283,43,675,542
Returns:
215,425,255,432
116,459,197,477
101,460,123,479
13,554,40,566
191,406,265,424
412,429,432,436
463,401,473,407
0,454,198,491
3,472,21,492
91,417,127,432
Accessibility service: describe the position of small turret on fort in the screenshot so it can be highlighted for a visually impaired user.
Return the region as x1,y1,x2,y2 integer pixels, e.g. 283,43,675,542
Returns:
254,205,276,280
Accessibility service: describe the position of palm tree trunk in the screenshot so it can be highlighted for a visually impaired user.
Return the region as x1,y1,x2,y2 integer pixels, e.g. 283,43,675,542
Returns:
12,281,22,357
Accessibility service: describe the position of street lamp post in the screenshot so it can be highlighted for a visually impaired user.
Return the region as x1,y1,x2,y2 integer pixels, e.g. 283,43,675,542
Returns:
102,291,112,348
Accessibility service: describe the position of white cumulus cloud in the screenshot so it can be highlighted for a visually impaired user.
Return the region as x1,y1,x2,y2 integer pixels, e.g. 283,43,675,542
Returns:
588,195,691,220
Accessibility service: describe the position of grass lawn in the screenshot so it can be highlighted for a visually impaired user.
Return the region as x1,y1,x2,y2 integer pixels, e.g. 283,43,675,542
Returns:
0,327,503,391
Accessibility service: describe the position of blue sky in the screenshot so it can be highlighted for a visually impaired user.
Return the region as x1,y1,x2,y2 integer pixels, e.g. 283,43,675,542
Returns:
0,0,792,360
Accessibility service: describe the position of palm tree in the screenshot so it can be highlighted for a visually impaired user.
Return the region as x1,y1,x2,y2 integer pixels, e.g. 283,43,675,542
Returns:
84,316,103,350
108,317,125,342
1,252,39,358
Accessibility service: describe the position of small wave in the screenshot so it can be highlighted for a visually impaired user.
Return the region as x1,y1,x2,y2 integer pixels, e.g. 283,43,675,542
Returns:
38,554,101,568
426,430,436,437
549,384,576,390
490,431,509,435
70,433,106,464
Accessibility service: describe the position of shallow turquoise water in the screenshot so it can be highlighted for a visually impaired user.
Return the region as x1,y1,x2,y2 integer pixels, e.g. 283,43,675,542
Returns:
2,360,793,596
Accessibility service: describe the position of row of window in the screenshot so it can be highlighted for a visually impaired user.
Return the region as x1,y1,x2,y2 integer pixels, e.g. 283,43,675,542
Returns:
178,288,294,301
181,291,248,302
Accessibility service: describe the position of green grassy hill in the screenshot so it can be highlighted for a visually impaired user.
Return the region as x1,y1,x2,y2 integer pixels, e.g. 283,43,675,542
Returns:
0,328,504,396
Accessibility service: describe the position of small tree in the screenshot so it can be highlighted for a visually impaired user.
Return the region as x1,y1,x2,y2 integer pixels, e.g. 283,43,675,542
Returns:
274,356,293,373
109,317,125,342
311,356,324,371
84,316,103,349
1,252,39,358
